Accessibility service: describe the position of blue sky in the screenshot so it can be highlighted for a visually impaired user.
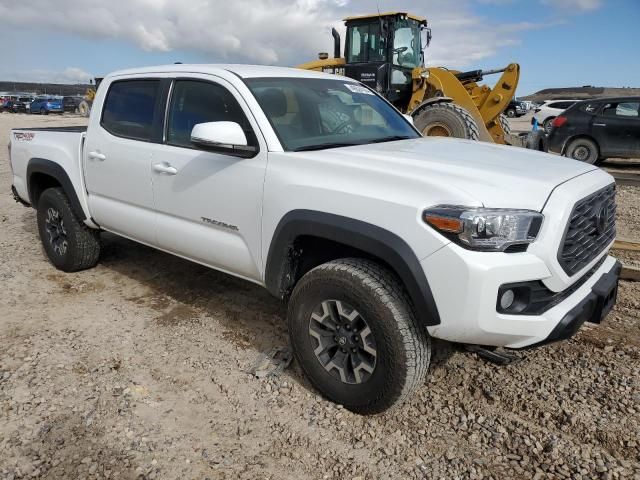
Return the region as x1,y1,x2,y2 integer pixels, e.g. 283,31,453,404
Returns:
0,0,638,95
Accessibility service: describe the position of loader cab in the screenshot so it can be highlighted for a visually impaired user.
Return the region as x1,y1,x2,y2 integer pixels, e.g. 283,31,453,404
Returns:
343,12,428,108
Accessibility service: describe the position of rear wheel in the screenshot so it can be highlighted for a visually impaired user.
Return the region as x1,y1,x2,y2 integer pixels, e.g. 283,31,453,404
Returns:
412,102,480,141
565,138,599,164
36,188,101,272
288,258,431,414
543,117,555,133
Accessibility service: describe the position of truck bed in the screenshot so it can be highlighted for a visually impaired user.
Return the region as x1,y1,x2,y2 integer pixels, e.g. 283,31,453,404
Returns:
12,125,87,133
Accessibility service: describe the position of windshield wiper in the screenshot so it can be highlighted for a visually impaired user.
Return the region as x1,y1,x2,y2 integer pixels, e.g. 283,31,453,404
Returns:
367,135,413,144
293,142,359,152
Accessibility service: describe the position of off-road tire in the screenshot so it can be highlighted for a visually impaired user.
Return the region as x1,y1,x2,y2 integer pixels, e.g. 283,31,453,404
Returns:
526,130,547,151
564,138,599,164
78,100,91,117
288,258,431,414
499,113,511,136
412,102,480,141
36,187,101,272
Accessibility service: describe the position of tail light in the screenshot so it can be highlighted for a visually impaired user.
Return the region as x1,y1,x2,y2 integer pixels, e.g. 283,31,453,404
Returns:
552,116,567,128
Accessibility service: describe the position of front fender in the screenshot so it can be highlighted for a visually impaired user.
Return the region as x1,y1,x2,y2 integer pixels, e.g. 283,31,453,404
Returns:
265,210,441,327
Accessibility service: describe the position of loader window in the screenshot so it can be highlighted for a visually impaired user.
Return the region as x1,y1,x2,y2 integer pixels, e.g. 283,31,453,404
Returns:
392,19,421,69
347,23,385,63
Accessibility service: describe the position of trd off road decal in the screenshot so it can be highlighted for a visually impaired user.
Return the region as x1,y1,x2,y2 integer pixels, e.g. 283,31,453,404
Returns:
13,132,35,141
201,217,239,232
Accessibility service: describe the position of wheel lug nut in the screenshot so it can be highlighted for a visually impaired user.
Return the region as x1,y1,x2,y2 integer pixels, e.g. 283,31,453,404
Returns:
351,348,356,353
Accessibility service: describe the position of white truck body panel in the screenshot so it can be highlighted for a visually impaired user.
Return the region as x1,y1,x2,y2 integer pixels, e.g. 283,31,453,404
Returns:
8,63,619,350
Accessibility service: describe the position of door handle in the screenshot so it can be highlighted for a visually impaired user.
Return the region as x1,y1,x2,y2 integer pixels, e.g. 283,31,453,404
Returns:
593,123,607,127
152,163,178,175
88,151,106,161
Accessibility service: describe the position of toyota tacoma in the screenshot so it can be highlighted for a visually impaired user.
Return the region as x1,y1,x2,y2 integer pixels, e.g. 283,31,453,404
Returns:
9,64,620,413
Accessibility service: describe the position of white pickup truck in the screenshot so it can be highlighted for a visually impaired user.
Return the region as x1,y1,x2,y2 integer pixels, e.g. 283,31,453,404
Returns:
9,64,620,413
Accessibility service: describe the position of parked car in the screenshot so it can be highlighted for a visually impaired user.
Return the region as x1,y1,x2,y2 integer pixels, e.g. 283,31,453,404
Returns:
547,97,640,164
534,99,580,133
30,97,63,114
62,96,80,113
505,99,526,118
9,64,620,414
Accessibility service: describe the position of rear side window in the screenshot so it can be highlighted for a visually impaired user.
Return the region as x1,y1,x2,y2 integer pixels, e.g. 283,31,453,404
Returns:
101,80,160,141
549,101,574,110
603,102,639,118
166,80,256,149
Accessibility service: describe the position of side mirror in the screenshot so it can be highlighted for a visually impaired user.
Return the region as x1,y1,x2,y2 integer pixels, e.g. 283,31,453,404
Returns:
403,114,414,125
190,122,257,157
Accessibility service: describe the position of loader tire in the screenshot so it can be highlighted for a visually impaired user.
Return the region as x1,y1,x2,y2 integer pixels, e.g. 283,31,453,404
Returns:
78,100,91,117
413,102,480,141
499,114,511,135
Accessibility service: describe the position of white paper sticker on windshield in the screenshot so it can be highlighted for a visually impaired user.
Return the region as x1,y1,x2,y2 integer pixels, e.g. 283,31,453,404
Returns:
344,83,374,95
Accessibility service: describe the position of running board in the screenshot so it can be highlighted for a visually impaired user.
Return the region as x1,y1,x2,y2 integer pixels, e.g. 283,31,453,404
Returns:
465,345,521,365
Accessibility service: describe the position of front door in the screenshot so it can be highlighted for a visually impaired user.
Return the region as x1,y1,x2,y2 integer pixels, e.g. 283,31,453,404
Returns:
593,100,640,157
149,77,267,282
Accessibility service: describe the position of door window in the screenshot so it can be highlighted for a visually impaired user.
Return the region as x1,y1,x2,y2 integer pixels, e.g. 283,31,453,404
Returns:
101,80,160,141
166,80,256,149
603,102,639,118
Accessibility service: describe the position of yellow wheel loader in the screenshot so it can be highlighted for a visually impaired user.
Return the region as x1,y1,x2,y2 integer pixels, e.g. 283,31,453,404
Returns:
77,77,103,117
298,12,520,144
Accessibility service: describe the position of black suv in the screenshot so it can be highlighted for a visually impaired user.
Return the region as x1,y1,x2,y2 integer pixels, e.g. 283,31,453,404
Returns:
547,97,640,164
62,96,80,113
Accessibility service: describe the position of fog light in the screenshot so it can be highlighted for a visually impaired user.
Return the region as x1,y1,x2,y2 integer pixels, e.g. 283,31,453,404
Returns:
500,289,515,310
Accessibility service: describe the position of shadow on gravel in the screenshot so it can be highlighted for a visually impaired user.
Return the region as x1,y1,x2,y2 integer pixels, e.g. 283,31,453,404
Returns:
20,210,37,235
98,233,288,354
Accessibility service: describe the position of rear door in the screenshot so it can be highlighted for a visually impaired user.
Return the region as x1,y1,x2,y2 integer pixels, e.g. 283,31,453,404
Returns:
149,76,268,281
83,77,165,245
592,100,640,157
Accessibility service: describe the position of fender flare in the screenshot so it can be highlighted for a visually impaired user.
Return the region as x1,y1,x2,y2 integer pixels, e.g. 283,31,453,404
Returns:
265,210,441,327
410,96,453,117
26,158,86,221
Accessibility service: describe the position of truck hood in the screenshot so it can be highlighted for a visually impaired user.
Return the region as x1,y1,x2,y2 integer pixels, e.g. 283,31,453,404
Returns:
298,137,598,211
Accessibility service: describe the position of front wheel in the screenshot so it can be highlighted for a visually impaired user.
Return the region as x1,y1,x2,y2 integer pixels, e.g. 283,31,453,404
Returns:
36,188,101,272
288,258,431,414
506,108,516,118
412,102,480,141
564,138,599,164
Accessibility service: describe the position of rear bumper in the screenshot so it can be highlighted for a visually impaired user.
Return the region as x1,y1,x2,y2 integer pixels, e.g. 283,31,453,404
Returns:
546,132,570,154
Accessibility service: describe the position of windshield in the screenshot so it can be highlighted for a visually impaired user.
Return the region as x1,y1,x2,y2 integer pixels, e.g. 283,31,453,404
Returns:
246,78,419,152
393,19,422,69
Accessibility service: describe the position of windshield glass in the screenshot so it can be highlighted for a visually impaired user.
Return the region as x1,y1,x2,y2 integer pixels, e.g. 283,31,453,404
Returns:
246,77,419,152
393,19,422,69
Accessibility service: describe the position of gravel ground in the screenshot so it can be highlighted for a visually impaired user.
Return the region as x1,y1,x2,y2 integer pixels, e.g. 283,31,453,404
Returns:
1,112,639,480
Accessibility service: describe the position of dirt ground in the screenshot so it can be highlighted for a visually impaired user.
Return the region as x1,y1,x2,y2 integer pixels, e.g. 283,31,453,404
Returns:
0,112,639,480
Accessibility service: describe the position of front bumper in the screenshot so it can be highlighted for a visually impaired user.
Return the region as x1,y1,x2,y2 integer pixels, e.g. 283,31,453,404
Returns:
422,244,620,349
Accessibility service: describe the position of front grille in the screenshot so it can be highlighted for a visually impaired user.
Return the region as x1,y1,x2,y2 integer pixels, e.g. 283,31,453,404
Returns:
558,184,616,276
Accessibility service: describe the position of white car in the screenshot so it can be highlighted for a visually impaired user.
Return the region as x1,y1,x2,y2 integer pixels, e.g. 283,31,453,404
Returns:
534,99,580,132
9,64,620,413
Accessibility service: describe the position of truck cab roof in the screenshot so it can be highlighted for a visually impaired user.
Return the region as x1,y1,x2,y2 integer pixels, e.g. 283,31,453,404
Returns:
107,64,343,81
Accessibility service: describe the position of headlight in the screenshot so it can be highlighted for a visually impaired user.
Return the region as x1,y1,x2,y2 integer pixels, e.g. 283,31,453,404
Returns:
423,205,543,251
